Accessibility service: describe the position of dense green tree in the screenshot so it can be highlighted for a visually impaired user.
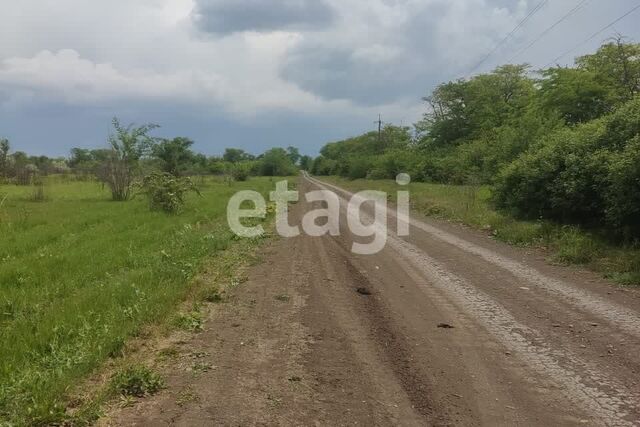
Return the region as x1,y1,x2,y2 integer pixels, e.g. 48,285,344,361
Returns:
417,65,534,147
69,148,93,168
152,137,195,176
538,67,613,124
299,155,313,171
223,148,254,163
286,146,301,165
258,148,297,176
577,38,640,103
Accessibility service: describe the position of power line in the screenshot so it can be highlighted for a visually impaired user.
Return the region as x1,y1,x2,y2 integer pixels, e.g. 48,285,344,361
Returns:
507,0,590,63
545,2,640,67
468,0,549,76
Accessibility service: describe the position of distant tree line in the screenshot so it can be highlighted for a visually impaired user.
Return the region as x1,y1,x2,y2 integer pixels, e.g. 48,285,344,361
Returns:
0,119,302,179
310,38,640,239
0,138,69,184
0,120,303,204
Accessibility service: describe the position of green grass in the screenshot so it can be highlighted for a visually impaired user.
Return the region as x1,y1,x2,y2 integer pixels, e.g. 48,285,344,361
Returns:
322,176,640,286
0,175,280,425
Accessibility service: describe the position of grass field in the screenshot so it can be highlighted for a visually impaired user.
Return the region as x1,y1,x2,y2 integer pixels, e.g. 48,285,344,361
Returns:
0,175,280,425
322,176,640,286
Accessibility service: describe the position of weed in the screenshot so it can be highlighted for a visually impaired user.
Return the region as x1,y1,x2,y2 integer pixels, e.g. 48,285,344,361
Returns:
189,351,210,360
607,272,635,285
156,347,180,361
551,227,602,265
111,365,164,398
176,387,200,407
190,362,213,375
202,286,224,303
118,395,137,408
173,310,204,332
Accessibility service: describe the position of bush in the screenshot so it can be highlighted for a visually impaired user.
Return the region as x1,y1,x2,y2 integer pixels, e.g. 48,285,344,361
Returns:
605,135,640,236
311,157,338,175
140,172,200,214
257,148,298,176
230,163,251,181
111,365,164,398
345,157,373,180
494,96,640,237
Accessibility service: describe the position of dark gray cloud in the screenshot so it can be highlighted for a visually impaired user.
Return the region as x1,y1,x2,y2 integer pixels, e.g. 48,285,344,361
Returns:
280,44,448,105
279,3,449,105
278,0,560,106
192,0,335,34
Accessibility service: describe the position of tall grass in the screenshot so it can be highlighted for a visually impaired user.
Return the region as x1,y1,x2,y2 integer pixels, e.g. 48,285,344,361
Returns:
0,176,277,424
323,176,640,286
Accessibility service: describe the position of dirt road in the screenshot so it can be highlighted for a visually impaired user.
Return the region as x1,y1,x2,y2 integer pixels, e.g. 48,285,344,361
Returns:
106,175,640,426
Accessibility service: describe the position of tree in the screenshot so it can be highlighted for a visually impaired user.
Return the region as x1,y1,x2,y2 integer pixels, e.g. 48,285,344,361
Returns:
152,137,195,176
223,148,254,163
538,67,612,124
286,146,301,165
0,138,9,178
417,79,472,145
258,148,297,176
417,65,534,147
299,155,313,171
103,118,159,201
69,148,94,169
577,38,640,104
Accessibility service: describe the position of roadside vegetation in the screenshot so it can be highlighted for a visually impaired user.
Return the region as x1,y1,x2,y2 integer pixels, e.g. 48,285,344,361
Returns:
311,38,640,285
0,118,299,424
0,176,280,424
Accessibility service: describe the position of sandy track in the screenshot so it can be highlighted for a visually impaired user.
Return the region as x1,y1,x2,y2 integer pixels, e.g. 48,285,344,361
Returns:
104,176,640,426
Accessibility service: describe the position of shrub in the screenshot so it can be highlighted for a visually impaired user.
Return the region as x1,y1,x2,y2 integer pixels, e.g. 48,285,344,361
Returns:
230,163,251,182
140,172,200,214
494,96,640,237
103,118,159,201
605,135,640,236
345,157,373,180
111,365,164,398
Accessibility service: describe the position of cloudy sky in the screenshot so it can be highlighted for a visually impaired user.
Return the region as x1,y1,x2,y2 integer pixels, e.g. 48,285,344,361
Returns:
0,0,639,157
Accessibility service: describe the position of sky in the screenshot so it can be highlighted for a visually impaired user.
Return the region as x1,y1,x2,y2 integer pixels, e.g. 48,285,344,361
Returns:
0,0,639,157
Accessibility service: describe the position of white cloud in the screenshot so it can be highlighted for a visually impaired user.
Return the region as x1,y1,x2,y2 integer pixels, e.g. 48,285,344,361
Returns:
0,50,201,103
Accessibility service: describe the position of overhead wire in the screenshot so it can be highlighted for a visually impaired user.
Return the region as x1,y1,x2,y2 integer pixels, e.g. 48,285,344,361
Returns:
507,0,590,63
467,0,549,76
544,2,640,68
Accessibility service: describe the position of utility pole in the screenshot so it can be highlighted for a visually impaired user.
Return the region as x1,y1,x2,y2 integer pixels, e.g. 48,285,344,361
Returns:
374,114,382,142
